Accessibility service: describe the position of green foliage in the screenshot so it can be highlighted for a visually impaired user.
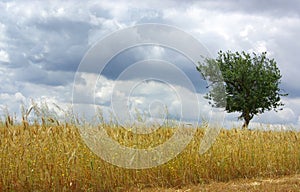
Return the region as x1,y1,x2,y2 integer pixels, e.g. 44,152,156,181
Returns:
197,51,287,128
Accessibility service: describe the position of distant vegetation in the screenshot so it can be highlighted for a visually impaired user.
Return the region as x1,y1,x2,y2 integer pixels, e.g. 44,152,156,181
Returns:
0,104,299,191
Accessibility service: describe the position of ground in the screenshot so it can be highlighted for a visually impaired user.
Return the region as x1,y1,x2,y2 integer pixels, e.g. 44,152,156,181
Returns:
131,174,300,192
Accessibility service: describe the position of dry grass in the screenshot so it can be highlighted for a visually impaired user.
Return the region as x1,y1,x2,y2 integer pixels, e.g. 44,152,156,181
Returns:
138,174,300,191
0,109,299,191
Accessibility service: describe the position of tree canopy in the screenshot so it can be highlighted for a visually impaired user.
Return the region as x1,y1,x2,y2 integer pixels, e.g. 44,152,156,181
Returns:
197,51,287,129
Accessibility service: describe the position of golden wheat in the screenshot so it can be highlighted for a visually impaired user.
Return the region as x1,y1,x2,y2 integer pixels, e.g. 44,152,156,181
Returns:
0,112,299,191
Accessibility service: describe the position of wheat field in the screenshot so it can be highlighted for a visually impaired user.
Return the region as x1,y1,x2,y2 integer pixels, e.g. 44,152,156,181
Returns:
0,106,299,191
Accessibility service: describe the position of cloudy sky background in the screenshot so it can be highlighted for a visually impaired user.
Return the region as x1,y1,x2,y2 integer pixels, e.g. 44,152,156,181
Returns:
0,0,300,129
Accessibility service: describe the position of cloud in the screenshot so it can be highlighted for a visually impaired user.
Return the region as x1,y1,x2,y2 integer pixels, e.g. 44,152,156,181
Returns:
191,0,300,17
255,107,297,125
161,3,300,99
0,92,26,116
73,73,212,124
0,49,9,63
0,0,299,128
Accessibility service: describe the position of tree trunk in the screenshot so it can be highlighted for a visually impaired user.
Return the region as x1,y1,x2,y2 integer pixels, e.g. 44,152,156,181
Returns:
242,118,250,129
242,111,251,130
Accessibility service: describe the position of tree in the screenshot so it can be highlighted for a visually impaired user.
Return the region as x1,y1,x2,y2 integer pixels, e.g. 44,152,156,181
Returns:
197,51,287,129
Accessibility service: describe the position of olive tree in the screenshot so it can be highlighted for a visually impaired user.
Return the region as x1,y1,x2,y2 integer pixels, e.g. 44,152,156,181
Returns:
197,51,287,129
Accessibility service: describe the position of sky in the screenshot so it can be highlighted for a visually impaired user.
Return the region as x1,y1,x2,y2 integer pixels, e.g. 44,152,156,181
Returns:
0,0,300,129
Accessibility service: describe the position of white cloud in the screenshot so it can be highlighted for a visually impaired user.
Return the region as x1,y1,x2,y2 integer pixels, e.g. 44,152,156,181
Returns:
148,46,165,59
74,73,213,125
0,92,26,115
239,25,254,38
95,76,115,104
0,50,9,63
256,107,296,124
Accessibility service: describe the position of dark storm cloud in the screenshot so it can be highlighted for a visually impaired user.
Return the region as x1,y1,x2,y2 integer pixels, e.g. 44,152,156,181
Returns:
5,16,91,72
13,64,74,86
0,1,121,88
100,45,207,93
